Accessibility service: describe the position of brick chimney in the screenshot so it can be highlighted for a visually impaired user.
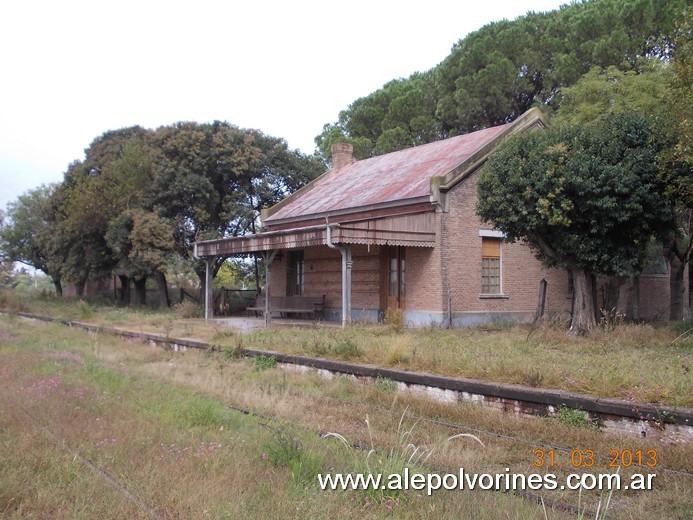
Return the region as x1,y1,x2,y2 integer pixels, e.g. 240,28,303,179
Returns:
331,142,354,170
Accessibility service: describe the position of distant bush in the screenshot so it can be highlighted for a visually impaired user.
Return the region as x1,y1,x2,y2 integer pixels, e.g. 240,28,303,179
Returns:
172,300,203,319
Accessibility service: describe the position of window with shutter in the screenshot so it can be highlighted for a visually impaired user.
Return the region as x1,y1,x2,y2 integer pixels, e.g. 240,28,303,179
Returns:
481,238,501,294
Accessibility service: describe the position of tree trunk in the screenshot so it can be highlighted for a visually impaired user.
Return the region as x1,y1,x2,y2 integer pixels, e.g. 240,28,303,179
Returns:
569,266,597,335
52,276,63,297
616,277,634,321
133,276,147,305
156,271,170,308
118,274,130,305
74,278,87,298
670,254,685,321
591,273,599,323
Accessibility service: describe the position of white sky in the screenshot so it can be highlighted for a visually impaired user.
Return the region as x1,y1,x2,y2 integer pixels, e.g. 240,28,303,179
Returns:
0,0,567,213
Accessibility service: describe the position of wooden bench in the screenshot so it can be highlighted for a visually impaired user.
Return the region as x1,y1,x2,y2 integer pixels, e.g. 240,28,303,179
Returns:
246,294,325,320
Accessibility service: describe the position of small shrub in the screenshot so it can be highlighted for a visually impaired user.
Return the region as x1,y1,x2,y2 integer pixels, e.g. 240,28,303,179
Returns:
173,300,203,319
384,308,405,332
334,339,361,360
261,423,324,486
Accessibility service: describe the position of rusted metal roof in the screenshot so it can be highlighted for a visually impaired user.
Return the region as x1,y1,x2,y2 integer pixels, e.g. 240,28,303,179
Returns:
266,123,512,222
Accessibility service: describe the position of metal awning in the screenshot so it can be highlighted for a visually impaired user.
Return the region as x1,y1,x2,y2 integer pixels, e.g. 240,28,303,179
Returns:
194,211,436,258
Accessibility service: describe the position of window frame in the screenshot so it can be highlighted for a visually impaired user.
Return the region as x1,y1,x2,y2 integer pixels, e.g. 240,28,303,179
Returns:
478,230,507,298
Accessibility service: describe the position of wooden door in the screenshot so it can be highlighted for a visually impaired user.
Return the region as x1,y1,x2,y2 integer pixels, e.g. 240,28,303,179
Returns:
386,246,406,309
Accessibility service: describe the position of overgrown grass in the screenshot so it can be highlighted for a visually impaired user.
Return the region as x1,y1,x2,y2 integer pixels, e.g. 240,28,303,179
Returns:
2,289,692,407
1,315,691,518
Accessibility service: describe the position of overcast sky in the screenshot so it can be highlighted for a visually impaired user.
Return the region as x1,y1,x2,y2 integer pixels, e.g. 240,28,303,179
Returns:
0,0,567,213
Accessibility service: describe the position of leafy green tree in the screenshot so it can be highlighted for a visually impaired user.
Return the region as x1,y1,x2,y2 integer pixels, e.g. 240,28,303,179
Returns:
553,63,668,126
0,260,17,289
0,185,66,296
477,113,675,334
316,0,685,161
663,10,693,320
57,128,160,298
436,0,683,135
106,209,175,306
316,74,441,160
555,58,691,320
147,121,323,298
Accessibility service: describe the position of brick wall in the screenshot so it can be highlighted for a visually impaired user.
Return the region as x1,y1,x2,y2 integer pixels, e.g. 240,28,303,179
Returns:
272,245,383,311
438,170,572,319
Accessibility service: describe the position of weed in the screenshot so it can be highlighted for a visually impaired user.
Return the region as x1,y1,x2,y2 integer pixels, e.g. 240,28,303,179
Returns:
599,307,625,333
334,339,361,360
183,399,230,428
522,368,544,387
306,337,329,357
251,355,277,371
223,337,246,360
160,317,175,339
375,375,396,393
323,410,484,503
672,320,692,344
260,422,324,486
77,300,94,320
556,404,594,429
386,335,410,365
83,360,131,395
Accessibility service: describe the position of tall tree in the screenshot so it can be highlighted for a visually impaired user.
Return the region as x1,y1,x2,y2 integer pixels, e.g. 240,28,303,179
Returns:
555,59,692,319
316,73,441,161
663,9,693,320
147,121,323,298
316,0,685,161
0,185,66,296
57,128,157,297
436,0,683,134
106,209,175,307
477,112,676,334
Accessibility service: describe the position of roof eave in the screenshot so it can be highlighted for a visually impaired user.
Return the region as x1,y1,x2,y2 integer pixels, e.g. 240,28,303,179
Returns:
430,107,548,208
262,195,431,229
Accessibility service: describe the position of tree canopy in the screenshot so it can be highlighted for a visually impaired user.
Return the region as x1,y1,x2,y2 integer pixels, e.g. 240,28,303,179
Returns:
477,112,676,333
0,185,66,296
0,120,323,305
316,0,686,162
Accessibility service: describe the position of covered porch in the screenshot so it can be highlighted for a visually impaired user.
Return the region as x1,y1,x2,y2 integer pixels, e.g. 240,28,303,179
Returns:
194,211,436,327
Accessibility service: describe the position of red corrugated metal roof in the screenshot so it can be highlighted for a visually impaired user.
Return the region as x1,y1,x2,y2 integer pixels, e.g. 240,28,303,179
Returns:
266,123,512,222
